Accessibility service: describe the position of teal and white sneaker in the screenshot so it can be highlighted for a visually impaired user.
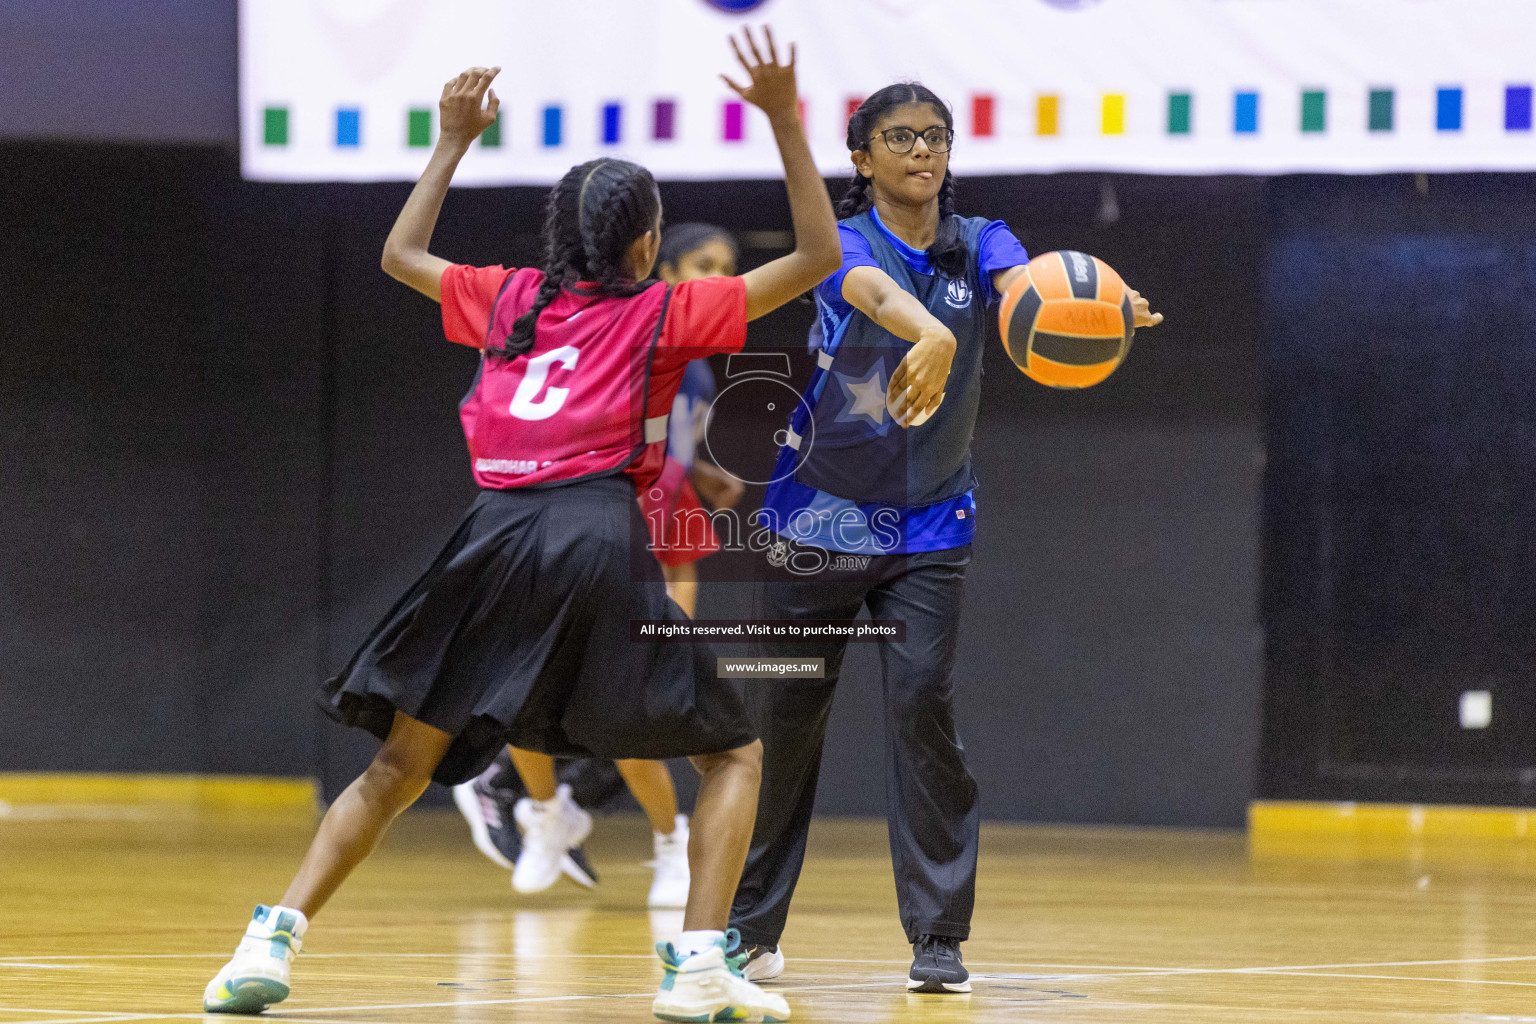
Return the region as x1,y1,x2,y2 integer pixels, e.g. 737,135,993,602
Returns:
203,904,308,1014
652,929,790,1022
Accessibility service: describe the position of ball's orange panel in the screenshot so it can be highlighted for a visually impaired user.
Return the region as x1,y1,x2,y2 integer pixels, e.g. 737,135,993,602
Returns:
1093,257,1126,305
1024,252,1073,301
1034,298,1126,339
1025,352,1121,389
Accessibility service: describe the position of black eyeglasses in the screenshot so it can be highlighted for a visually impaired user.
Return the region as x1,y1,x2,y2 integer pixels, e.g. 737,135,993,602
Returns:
870,125,954,154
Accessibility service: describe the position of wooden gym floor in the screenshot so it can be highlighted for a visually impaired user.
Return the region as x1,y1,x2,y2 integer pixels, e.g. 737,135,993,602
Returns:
3,804,1536,1023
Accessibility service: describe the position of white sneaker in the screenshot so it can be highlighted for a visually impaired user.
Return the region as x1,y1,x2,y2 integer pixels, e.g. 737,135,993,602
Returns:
647,815,690,909
741,943,785,982
512,784,592,893
202,904,308,1014
653,931,790,1023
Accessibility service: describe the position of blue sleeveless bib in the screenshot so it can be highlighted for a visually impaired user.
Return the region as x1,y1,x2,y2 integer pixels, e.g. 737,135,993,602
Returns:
789,211,990,507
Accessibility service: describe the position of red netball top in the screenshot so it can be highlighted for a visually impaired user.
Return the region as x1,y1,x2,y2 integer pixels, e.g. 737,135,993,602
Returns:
441,264,747,491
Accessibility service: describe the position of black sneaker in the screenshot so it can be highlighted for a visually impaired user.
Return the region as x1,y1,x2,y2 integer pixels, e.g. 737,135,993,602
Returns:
452,767,522,870
560,844,600,888
907,935,970,993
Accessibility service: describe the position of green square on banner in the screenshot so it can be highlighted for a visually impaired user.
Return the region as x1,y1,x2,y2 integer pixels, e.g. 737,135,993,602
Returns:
1369,89,1394,132
1301,91,1326,133
408,108,432,147
264,107,288,146
1167,92,1192,134
480,112,501,148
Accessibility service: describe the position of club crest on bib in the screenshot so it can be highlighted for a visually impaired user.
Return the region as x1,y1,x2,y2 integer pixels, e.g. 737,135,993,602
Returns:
944,277,972,309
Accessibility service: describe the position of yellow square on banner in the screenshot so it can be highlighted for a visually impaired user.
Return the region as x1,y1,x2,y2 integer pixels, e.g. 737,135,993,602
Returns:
1102,94,1125,135
1037,94,1060,136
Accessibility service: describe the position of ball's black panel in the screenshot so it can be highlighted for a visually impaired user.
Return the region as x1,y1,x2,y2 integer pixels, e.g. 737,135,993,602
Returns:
1120,292,1136,355
1030,330,1124,366
1064,250,1099,300
1004,282,1044,369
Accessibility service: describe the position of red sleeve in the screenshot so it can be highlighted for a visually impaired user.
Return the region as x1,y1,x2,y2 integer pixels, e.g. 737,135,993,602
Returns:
440,264,517,348
658,276,748,360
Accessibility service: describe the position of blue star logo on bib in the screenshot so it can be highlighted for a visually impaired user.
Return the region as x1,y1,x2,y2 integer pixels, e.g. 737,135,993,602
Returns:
833,361,890,428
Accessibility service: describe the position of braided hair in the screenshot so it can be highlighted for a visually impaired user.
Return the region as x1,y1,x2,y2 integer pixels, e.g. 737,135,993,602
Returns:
491,158,662,359
840,83,967,280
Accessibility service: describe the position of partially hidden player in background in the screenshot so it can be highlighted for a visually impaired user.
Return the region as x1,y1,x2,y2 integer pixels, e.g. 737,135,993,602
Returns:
729,83,1162,994
645,223,747,616
202,27,838,1024
454,225,748,910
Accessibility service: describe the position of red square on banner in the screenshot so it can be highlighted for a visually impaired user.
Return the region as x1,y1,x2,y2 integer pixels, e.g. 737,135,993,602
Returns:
972,95,995,137
845,96,864,128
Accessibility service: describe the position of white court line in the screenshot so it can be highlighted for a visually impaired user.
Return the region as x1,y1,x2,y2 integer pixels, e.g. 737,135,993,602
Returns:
8,950,1536,973
286,977,902,1015
1241,970,1536,989
4,968,1530,1023
0,980,910,1024
0,964,88,970
0,1018,421,1024
0,1011,132,1018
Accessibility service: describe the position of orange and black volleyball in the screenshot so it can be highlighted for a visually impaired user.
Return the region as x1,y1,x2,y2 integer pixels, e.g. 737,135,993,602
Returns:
999,250,1134,389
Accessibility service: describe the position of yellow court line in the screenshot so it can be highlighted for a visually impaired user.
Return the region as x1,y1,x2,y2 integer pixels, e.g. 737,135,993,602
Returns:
1250,800,1536,840
0,773,316,809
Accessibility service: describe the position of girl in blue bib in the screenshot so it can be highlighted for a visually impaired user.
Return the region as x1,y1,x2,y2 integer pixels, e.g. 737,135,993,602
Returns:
732,82,1161,994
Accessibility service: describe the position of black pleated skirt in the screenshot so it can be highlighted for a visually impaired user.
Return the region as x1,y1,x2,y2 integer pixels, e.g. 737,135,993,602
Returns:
318,475,755,787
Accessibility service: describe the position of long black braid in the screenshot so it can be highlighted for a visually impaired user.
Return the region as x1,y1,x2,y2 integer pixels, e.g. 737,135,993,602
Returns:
491,158,661,359
840,83,967,280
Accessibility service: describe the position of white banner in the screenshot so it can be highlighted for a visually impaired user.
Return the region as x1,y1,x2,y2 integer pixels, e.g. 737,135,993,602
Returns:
240,0,1536,183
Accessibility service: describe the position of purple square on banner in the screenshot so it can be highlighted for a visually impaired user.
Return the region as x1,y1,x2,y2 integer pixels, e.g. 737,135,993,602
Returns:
723,101,744,142
654,100,676,141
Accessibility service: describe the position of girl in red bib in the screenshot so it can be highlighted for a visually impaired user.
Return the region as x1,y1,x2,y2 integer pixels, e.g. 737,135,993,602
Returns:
202,28,838,1024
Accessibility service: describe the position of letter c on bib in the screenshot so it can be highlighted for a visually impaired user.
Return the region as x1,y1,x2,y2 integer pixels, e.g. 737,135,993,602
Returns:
510,346,579,421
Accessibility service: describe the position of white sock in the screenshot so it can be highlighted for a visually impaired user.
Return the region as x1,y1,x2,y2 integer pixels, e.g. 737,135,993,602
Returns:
676,929,724,958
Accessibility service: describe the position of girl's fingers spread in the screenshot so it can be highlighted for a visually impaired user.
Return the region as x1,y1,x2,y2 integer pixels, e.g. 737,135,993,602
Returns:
764,25,779,64
743,27,766,67
486,88,499,113
788,40,797,68
720,74,747,98
729,35,751,74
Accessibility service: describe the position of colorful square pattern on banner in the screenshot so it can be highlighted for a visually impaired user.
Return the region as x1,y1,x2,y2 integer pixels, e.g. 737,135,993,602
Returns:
240,0,1536,182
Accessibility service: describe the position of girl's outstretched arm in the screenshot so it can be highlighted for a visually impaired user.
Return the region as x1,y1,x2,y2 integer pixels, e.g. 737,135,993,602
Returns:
841,266,956,427
723,28,841,321
381,66,501,302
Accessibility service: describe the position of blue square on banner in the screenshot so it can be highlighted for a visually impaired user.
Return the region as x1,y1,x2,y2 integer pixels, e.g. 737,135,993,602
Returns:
543,106,562,147
1436,88,1463,131
336,108,360,147
1234,91,1259,133
1506,86,1533,131
602,103,621,144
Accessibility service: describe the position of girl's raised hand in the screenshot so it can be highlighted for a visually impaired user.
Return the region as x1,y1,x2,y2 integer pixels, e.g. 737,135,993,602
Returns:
720,26,798,124
440,66,501,145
